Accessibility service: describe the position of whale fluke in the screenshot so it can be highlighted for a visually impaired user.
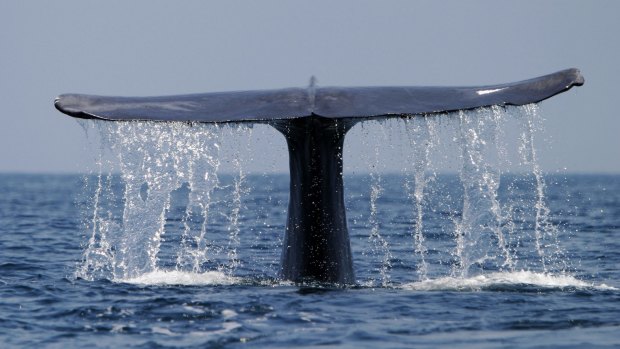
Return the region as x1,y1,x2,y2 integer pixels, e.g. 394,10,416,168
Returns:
55,68,583,123
54,68,584,285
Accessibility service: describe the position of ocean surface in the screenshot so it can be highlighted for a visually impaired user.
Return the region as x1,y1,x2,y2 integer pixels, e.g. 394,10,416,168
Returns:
1,173,619,348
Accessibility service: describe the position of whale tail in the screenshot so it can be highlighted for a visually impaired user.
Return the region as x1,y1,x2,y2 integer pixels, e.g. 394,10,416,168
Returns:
55,68,583,123
54,69,584,284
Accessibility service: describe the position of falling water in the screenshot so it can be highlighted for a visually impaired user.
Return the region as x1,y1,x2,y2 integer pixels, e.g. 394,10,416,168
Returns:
223,125,253,275
517,104,567,273
359,121,393,286
453,107,515,277
403,116,439,280
355,104,569,285
75,104,569,285
76,121,252,282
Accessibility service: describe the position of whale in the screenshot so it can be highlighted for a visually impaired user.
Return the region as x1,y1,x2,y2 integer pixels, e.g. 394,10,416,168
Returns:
55,68,584,284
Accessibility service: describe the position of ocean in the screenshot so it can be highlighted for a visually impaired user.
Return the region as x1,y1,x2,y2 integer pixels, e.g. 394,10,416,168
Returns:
1,173,618,348
1,107,619,348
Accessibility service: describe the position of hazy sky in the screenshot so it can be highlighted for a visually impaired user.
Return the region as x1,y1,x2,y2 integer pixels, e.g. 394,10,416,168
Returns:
1,0,618,174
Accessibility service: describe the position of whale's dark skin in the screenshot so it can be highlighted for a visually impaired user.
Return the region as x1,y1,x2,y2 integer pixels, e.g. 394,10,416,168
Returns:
55,68,584,284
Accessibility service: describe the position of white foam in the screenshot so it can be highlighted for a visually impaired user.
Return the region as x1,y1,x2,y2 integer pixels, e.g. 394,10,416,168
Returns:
221,309,238,319
152,326,176,336
110,324,126,333
183,305,206,314
401,271,618,291
189,321,242,337
119,269,239,286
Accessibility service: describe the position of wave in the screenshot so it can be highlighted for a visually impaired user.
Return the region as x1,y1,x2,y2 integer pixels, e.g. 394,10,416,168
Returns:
117,269,239,286
400,270,617,291
114,269,617,291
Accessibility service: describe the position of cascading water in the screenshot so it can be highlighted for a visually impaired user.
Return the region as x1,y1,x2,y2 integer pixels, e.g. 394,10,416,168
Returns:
359,121,393,286
453,107,514,277
75,105,574,287
517,104,567,273
403,116,439,280
76,121,252,282
349,104,573,288
222,125,253,275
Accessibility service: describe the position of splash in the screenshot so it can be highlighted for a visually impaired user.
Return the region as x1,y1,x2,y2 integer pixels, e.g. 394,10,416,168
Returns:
222,125,253,275
401,270,617,291
453,107,514,277
76,121,251,282
403,116,439,280
122,270,239,286
75,104,575,287
517,104,567,272
355,104,571,284
360,121,393,286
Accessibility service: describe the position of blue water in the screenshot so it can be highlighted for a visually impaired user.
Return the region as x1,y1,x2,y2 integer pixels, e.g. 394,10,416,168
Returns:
1,173,619,348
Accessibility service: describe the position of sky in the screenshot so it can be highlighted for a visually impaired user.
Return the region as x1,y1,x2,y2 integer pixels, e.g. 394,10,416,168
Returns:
1,0,618,174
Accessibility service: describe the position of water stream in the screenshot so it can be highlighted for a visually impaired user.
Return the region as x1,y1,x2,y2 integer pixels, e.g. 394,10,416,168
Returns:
77,105,574,287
